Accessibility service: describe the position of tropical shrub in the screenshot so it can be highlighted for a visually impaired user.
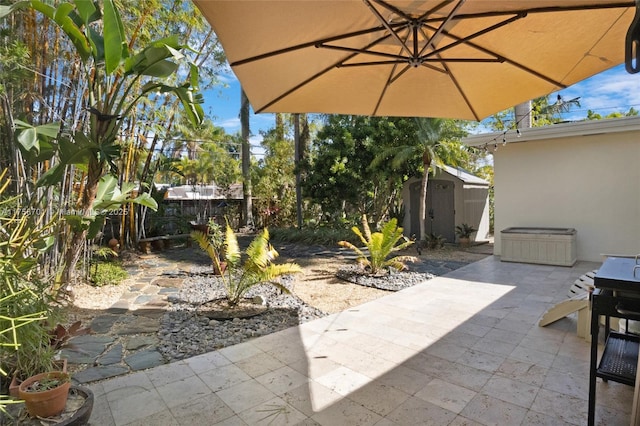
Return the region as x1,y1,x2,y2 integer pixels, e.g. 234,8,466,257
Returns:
425,233,446,249
455,223,477,239
195,225,303,306
338,215,417,275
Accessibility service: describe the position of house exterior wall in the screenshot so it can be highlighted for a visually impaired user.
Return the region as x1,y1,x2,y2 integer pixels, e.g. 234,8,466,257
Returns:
492,127,640,262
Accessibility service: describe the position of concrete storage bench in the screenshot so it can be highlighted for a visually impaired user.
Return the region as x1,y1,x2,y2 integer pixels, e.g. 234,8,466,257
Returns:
500,227,577,266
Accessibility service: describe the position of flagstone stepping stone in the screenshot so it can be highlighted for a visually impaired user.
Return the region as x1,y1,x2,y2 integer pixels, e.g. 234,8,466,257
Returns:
62,335,116,364
125,336,158,351
151,277,184,288
90,315,120,334
72,365,129,384
124,349,165,371
114,316,159,335
96,343,123,365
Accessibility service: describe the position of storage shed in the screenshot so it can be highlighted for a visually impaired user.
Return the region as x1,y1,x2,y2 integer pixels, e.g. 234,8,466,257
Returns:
401,165,490,243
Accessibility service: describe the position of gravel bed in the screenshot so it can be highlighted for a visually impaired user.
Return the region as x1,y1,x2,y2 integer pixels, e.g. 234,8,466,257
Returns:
336,265,435,291
157,271,326,362
156,265,432,362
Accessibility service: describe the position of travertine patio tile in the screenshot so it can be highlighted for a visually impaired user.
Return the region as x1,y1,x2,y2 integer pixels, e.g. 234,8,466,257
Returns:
385,395,457,425
436,362,492,392
460,393,528,426
494,316,536,334
425,340,468,361
519,334,563,355
375,364,433,396
314,365,371,396
449,415,484,425
281,381,342,417
109,387,168,425
169,393,235,425
235,351,285,378
183,350,232,374
471,336,518,356
216,380,278,413
522,410,576,426
210,415,249,425
199,363,252,392
542,368,589,400
481,376,538,408
124,409,178,426
530,388,587,425
238,396,308,425
156,374,211,408
290,354,342,380
509,345,557,368
496,358,549,387
146,361,195,387
346,379,411,416
310,396,382,426
483,327,526,345
415,378,476,414
218,341,264,362
256,365,309,395
456,348,506,373
101,370,154,402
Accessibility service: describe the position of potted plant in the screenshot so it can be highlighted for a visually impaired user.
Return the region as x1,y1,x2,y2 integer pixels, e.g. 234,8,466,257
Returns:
455,223,477,247
18,371,71,418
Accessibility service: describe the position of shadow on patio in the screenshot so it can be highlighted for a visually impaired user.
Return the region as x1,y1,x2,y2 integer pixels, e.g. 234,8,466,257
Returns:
87,256,633,425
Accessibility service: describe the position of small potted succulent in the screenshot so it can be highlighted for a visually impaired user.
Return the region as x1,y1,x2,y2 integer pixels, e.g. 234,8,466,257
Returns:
455,223,477,247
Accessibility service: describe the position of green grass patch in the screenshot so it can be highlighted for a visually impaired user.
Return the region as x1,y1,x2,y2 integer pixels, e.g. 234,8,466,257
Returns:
92,262,128,287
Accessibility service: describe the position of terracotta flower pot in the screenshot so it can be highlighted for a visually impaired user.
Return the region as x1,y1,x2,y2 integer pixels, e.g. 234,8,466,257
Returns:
18,371,71,418
10,359,68,398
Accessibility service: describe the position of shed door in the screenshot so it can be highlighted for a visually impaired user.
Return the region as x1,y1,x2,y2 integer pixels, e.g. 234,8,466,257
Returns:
427,180,455,243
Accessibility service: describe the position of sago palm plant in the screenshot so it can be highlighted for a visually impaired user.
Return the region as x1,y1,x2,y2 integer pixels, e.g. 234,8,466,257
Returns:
338,215,417,275
194,225,302,306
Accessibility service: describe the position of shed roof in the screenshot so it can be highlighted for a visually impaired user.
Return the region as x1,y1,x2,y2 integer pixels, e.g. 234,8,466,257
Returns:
439,165,489,186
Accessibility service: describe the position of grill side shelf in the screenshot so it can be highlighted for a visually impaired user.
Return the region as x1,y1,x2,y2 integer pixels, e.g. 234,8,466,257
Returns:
597,331,640,386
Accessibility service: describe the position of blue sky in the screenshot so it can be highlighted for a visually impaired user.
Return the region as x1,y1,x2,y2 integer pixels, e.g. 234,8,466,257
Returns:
204,63,640,139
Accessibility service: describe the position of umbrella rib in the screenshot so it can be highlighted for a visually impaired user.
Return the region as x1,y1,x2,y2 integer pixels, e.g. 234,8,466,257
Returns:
372,63,411,116
320,42,407,62
230,23,404,67
441,61,480,121
422,13,526,59
421,0,466,57
363,0,413,58
255,34,395,114
424,24,566,88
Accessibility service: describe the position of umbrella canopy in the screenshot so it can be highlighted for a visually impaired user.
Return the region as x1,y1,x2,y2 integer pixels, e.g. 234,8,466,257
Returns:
194,0,637,121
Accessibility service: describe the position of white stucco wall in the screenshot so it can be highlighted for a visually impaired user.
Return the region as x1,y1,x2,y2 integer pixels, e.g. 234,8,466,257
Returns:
465,117,640,262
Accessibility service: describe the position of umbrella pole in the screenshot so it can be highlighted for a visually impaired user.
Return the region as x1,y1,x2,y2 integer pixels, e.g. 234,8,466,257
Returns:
294,114,303,229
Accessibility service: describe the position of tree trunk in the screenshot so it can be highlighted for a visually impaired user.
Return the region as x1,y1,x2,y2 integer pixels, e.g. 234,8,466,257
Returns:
61,161,102,285
419,152,432,240
240,88,254,228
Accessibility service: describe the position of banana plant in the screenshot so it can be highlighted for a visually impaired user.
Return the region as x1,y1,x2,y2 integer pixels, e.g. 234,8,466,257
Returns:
1,0,204,284
338,215,417,275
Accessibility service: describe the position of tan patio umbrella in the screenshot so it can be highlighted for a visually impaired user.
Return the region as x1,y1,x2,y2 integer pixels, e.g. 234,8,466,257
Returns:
193,0,638,121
